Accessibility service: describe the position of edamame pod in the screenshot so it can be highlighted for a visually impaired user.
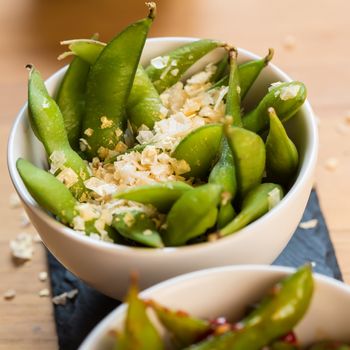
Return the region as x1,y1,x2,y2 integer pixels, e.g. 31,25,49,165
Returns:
16,158,77,225
83,3,156,159
116,278,164,350
172,124,223,179
210,53,229,83
225,125,266,197
209,48,274,100
56,56,90,150
185,265,313,350
270,342,299,350
220,183,283,236
145,39,223,93
242,81,307,133
225,47,242,127
208,137,237,228
266,107,299,183
308,342,350,350
16,159,118,240
62,39,164,134
114,181,193,212
27,65,90,201
164,184,222,246
146,299,211,347
112,210,163,248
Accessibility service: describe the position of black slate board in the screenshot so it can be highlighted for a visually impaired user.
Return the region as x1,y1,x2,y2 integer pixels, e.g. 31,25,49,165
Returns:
47,189,342,350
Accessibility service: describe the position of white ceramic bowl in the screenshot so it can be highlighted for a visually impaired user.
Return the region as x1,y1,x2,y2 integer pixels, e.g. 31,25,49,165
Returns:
7,37,318,299
80,265,350,349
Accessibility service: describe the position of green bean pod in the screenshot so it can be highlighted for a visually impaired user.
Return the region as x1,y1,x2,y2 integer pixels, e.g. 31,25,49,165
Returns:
112,210,163,248
56,56,90,150
146,299,211,347
210,53,229,83
242,81,307,133
225,47,242,127
269,341,300,350
266,107,299,183
220,183,283,236
114,181,193,212
185,265,314,350
164,184,222,246
27,66,90,201
145,39,223,93
82,3,156,160
209,48,274,100
16,158,119,241
116,278,164,350
172,124,223,179
225,125,266,197
61,39,164,133
308,341,350,350
208,137,237,228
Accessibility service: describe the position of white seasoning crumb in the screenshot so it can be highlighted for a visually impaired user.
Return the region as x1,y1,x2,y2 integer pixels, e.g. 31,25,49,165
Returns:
115,128,123,138
150,56,169,69
100,116,113,129
311,261,317,267
279,84,300,101
282,35,296,49
3,289,16,300
19,210,31,228
79,138,90,152
38,271,48,282
56,168,79,188
84,128,94,137
236,86,241,94
324,157,339,171
268,81,283,92
52,289,78,305
170,68,179,77
299,219,318,229
49,150,66,174
10,232,33,261
123,212,135,227
9,192,21,208
39,288,50,297
143,229,153,236
268,188,282,210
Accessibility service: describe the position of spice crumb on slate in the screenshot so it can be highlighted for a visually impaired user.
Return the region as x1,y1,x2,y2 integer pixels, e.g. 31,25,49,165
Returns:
299,219,318,229
52,289,79,305
3,289,16,300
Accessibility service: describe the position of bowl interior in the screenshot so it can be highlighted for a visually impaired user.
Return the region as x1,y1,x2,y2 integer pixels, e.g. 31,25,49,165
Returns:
80,266,350,349
8,37,317,250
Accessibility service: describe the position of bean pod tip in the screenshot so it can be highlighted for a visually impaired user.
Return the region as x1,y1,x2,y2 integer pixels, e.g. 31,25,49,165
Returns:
265,48,274,64
146,2,157,20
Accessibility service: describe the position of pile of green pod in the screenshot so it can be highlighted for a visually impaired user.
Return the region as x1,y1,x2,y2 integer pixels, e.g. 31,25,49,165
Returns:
17,2,307,248
107,266,350,349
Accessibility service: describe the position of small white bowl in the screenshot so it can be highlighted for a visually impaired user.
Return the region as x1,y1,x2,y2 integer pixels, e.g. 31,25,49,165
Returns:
7,38,318,299
79,265,350,349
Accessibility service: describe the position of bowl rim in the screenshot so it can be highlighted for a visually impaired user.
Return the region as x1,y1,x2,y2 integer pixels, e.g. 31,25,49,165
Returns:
79,264,350,349
7,36,318,256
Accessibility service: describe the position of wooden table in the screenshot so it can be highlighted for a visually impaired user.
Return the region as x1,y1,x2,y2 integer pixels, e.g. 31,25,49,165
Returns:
1,0,349,348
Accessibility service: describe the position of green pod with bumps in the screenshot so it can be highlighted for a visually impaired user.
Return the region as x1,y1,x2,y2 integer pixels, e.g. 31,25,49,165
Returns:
242,81,307,133
116,279,164,350
145,39,223,93
225,125,266,197
164,184,222,246
63,37,163,137
146,299,211,347
220,183,283,236
172,124,223,179
112,210,163,248
113,181,193,212
266,107,299,183
209,48,274,100
209,137,237,228
56,56,90,150
185,265,314,350
225,48,242,127
308,342,350,350
82,3,156,160
27,66,90,201
269,342,299,350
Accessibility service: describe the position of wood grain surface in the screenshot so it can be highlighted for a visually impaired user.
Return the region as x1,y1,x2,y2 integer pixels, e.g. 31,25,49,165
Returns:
1,0,349,348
